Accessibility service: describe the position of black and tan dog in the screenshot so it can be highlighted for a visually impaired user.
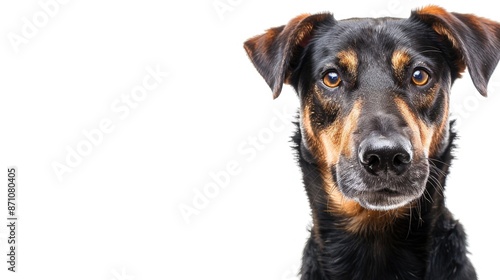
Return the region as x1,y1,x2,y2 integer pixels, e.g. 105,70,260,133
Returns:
244,6,500,280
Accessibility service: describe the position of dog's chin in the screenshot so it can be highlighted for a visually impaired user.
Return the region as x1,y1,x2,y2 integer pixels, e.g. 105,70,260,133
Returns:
337,179,427,211
353,192,419,211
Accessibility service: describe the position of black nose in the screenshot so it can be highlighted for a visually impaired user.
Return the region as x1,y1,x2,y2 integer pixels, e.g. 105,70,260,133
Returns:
358,134,412,176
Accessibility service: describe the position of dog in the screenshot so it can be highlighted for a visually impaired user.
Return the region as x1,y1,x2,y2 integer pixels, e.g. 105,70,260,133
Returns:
244,6,500,279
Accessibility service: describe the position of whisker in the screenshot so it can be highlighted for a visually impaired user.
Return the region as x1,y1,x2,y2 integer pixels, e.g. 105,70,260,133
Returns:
427,157,451,168
406,203,412,239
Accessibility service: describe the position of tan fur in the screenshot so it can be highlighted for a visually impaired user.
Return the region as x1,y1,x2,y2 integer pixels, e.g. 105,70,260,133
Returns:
303,99,408,234
323,174,408,234
391,49,411,81
394,98,433,158
416,6,466,74
337,49,358,77
429,93,449,157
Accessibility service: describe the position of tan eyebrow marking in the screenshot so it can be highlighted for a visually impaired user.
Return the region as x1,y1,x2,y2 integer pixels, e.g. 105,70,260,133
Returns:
337,49,358,77
392,49,411,81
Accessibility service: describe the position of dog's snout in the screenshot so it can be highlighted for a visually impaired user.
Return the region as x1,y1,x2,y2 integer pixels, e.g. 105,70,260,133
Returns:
358,134,412,176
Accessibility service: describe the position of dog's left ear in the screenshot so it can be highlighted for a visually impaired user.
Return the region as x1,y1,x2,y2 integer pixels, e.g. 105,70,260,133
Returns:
412,5,500,96
244,13,334,99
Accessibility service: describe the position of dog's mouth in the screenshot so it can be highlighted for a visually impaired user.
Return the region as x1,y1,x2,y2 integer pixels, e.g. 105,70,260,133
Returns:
335,156,429,211
353,188,423,211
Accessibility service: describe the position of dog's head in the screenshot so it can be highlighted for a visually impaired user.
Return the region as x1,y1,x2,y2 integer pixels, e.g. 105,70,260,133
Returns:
244,6,500,212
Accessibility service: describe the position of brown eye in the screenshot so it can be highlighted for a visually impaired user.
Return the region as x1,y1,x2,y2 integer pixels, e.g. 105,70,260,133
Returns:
323,71,342,88
411,69,430,86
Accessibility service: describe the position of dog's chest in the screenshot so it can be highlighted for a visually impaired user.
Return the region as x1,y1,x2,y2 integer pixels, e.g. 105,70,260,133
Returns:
318,230,429,280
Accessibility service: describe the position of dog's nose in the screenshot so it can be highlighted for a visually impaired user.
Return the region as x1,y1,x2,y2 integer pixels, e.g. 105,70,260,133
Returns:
358,134,412,176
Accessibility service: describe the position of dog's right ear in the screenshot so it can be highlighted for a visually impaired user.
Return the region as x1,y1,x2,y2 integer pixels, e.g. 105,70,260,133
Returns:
244,13,334,99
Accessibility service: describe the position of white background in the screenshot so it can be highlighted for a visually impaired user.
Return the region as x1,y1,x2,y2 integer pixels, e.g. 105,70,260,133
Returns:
0,1,499,279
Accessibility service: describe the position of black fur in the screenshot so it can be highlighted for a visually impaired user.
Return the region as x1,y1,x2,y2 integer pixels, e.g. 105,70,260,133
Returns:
294,123,476,279
244,6,500,279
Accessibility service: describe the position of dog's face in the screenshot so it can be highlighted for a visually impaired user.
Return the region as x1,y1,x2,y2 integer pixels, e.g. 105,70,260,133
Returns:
245,6,500,212
298,17,453,210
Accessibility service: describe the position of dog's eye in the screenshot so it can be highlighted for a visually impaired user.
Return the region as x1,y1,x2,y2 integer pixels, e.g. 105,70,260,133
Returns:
323,71,342,88
411,69,430,86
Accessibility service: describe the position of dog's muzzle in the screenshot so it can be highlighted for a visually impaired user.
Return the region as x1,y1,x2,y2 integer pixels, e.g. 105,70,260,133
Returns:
358,133,413,177
336,131,428,211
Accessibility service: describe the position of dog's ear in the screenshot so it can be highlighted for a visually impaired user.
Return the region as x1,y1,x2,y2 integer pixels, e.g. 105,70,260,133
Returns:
412,5,500,96
244,13,334,99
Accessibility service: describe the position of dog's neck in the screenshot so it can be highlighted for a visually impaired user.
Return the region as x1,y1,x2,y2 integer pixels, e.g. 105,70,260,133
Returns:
292,122,457,278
